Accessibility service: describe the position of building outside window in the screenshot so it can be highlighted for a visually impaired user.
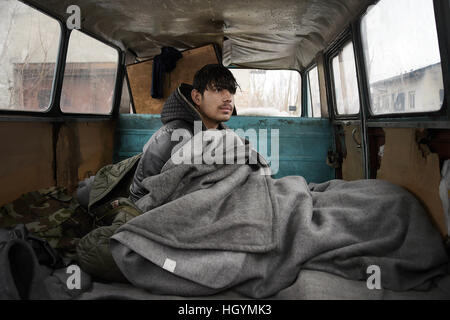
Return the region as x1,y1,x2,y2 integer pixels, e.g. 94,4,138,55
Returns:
393,92,405,111
409,91,415,110
361,0,444,115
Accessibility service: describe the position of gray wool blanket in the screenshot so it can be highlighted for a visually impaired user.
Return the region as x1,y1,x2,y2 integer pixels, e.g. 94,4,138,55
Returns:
110,130,449,298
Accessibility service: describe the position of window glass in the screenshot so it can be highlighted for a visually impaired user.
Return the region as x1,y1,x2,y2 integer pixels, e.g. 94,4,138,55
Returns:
361,0,443,115
306,66,321,118
61,30,118,114
331,42,360,115
229,69,301,117
0,0,60,111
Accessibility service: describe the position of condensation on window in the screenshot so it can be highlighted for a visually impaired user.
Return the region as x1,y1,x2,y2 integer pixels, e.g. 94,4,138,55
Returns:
331,42,360,115
229,69,301,117
361,0,443,115
0,0,60,111
61,30,118,114
307,66,321,118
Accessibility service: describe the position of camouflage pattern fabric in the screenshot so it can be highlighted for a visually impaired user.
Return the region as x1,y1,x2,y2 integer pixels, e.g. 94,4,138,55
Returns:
0,155,142,264
0,186,94,259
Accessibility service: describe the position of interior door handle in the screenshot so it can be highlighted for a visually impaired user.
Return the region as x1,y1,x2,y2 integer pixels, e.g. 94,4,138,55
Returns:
351,128,362,149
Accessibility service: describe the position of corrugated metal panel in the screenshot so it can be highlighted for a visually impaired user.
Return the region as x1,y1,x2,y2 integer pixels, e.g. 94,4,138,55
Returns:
114,114,334,183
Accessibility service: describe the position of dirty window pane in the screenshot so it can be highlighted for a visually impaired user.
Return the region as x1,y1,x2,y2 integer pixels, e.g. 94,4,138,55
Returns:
307,66,321,118
229,69,301,117
0,0,60,112
361,0,443,115
331,42,360,115
61,30,118,114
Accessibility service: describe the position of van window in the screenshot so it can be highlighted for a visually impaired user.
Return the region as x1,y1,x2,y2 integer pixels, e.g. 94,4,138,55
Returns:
0,0,60,112
306,66,321,118
331,41,360,115
61,30,118,114
229,69,302,117
361,0,444,115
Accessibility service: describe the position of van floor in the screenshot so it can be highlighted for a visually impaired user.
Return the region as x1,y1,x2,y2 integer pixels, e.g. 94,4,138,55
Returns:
75,269,450,300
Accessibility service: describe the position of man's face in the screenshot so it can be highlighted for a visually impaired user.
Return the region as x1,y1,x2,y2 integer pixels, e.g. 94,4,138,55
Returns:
191,85,235,129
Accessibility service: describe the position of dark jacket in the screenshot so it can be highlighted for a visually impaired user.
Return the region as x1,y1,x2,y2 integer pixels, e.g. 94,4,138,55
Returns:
129,83,228,203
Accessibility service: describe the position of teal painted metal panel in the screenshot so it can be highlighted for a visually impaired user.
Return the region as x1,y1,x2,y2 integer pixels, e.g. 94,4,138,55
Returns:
226,116,334,182
114,114,335,183
113,114,160,162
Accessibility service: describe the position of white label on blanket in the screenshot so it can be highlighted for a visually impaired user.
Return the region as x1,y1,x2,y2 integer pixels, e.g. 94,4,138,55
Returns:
163,258,176,273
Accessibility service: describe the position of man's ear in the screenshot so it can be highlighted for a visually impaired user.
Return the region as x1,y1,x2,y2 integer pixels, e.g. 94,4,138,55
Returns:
191,89,202,107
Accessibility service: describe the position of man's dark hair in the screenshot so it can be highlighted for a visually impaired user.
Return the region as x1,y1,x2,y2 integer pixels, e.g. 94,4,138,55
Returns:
192,64,239,95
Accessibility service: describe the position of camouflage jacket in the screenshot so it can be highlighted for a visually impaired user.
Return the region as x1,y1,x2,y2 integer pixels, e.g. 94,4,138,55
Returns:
0,187,91,260
0,153,142,261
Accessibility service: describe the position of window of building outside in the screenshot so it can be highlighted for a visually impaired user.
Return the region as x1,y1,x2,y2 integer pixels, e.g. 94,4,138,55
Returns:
409,91,415,109
306,66,321,118
229,69,302,117
381,95,389,110
61,30,118,114
393,92,405,112
331,41,361,115
361,0,443,115
0,0,61,112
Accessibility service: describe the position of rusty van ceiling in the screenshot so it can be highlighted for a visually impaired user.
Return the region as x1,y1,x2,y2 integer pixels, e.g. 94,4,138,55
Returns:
24,0,374,70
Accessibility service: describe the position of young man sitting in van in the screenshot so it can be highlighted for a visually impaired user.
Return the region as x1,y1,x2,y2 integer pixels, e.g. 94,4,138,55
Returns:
72,64,240,282
128,63,239,203
75,63,239,209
